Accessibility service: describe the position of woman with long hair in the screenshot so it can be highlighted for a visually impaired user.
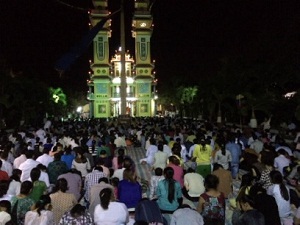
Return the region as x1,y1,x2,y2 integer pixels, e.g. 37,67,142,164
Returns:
24,195,54,225
118,169,142,209
267,170,293,225
50,178,77,224
94,188,129,225
71,148,91,178
156,167,182,213
112,148,126,170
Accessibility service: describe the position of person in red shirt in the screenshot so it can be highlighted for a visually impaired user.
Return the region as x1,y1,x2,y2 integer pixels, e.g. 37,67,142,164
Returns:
0,160,9,181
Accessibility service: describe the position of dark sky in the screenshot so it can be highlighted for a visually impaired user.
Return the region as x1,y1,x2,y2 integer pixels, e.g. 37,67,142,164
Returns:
1,0,300,91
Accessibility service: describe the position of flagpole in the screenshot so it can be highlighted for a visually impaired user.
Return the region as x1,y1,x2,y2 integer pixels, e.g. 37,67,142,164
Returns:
120,0,127,116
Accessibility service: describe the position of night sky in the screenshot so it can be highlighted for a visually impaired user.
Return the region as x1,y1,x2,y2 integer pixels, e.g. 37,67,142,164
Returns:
1,0,300,92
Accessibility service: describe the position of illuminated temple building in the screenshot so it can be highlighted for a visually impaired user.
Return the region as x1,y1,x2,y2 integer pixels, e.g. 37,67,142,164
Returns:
87,0,157,118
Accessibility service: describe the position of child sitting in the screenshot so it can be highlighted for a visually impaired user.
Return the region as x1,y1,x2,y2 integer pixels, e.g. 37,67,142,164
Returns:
149,168,164,200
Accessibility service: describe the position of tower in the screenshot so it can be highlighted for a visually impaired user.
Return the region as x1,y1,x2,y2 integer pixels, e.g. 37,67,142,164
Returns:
88,0,156,118
132,0,156,117
88,0,111,118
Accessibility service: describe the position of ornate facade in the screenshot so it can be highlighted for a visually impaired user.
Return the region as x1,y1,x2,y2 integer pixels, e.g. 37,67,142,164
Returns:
87,0,157,118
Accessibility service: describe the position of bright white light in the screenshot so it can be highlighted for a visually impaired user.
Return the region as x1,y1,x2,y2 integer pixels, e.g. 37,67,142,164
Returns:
154,95,158,100
140,22,147,27
77,106,82,113
284,91,297,99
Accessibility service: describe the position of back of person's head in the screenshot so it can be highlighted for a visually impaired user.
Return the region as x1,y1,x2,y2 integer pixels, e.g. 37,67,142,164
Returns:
164,167,174,180
135,198,164,224
187,167,195,173
157,144,163,151
278,149,287,155
0,200,11,213
240,173,254,188
100,188,113,210
55,178,68,192
239,194,255,209
213,163,223,171
98,177,109,184
261,152,274,166
11,169,22,182
150,138,156,145
0,151,8,160
204,174,219,190
25,150,34,159
30,167,41,182
0,181,9,198
123,168,135,182
154,167,163,176
270,170,283,184
35,195,51,215
123,158,133,169
93,165,103,172
168,155,180,166
43,148,50,154
20,181,33,195
53,152,61,161
118,148,125,156
70,204,86,218
110,177,119,187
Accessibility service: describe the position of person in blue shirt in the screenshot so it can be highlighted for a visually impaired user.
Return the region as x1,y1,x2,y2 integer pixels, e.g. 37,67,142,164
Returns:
157,167,182,213
225,135,242,179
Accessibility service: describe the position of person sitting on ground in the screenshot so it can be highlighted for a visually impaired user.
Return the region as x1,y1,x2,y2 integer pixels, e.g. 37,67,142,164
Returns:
7,169,21,196
0,200,11,225
59,203,93,225
197,174,225,225
72,148,91,178
156,167,182,213
248,183,281,225
118,168,142,210
170,204,204,225
29,168,47,203
149,167,164,200
152,144,168,170
183,168,205,202
89,177,114,218
24,194,54,225
10,181,35,225
94,188,129,225
233,195,265,225
50,178,77,224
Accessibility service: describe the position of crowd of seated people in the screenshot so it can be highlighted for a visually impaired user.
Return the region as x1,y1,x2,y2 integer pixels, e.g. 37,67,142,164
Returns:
0,116,300,225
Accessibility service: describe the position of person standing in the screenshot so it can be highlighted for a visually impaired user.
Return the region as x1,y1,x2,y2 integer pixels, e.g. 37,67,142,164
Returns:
225,135,242,179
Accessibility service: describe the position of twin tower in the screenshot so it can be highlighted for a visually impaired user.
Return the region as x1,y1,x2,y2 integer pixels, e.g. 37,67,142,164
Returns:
87,0,157,118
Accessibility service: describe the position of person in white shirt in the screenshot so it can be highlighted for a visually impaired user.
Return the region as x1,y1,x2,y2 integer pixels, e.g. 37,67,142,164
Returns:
274,149,291,176
36,148,53,167
140,139,158,166
0,151,12,177
13,146,27,169
94,188,129,225
19,151,40,182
